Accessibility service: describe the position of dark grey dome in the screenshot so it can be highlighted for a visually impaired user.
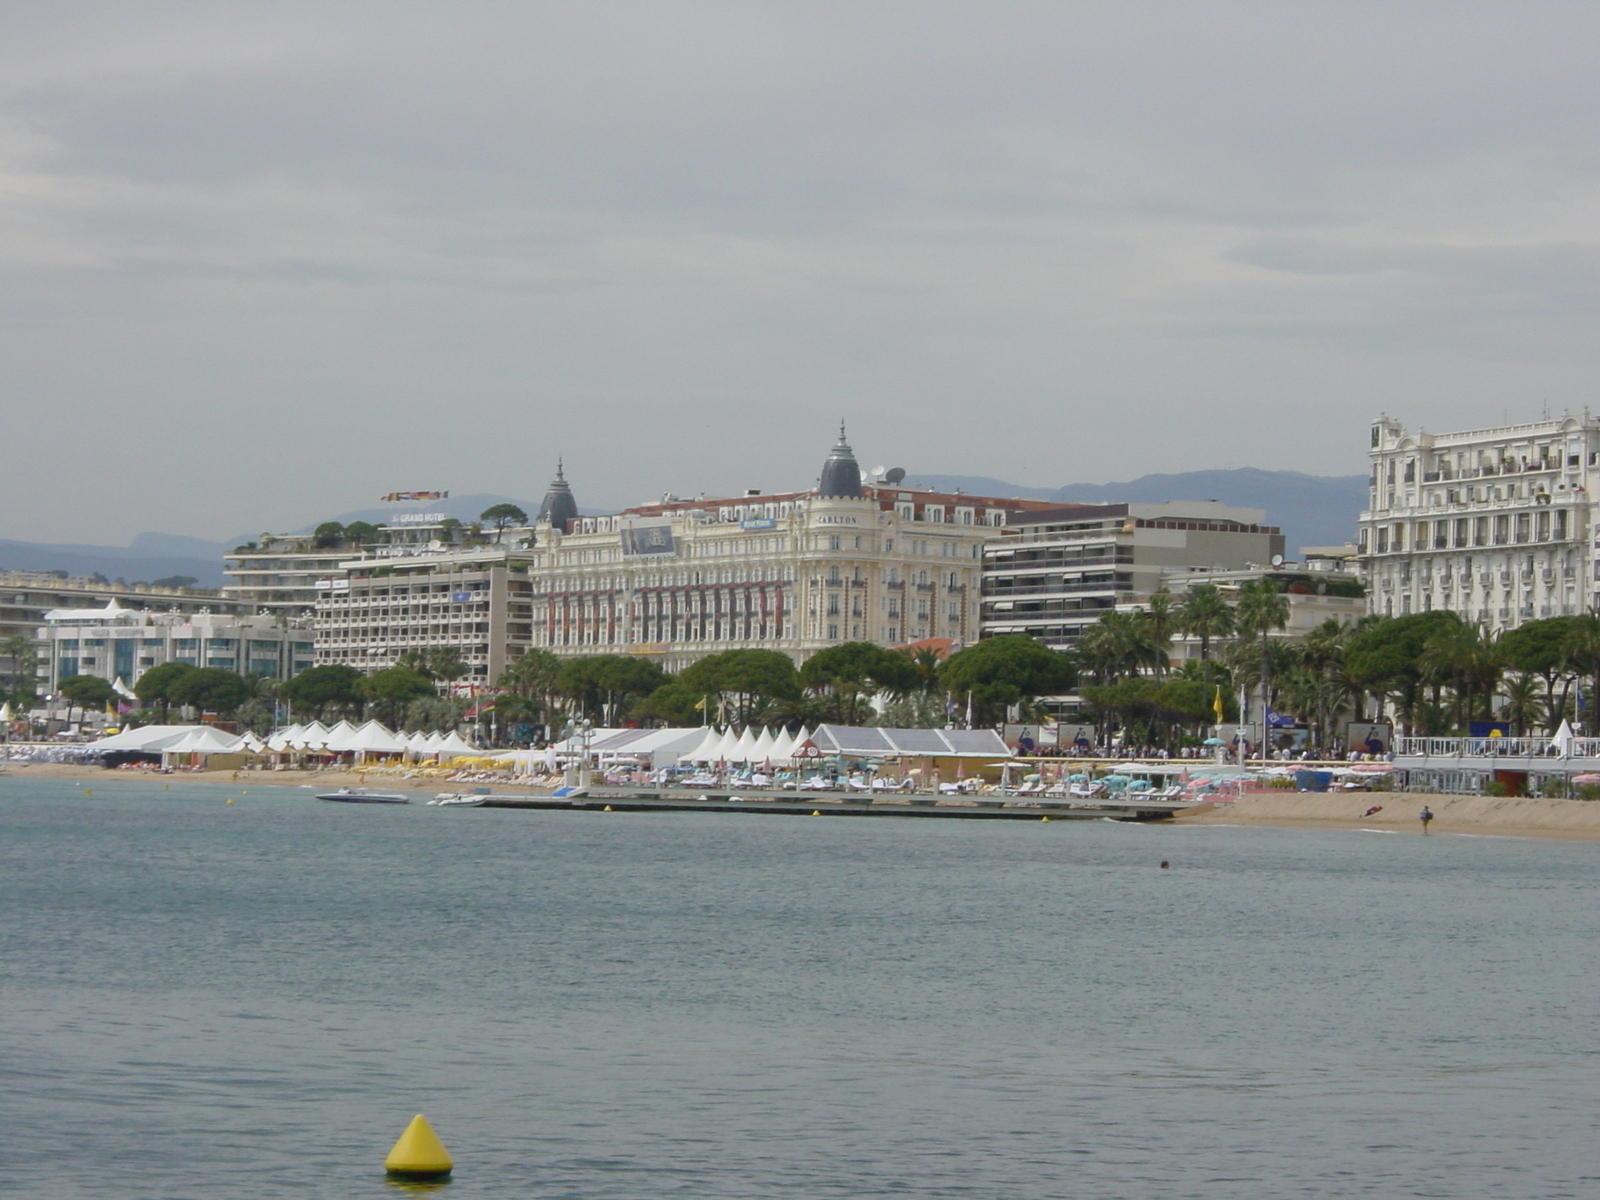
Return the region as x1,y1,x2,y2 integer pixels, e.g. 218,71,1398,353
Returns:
537,459,579,532
817,424,862,498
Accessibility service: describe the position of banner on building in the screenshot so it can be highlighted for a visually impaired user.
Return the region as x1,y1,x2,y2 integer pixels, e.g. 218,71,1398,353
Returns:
382,490,449,501
622,523,677,556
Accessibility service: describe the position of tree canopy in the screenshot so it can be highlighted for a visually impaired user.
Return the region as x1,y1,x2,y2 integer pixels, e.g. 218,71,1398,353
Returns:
280,663,365,718
799,642,919,724
479,503,529,541
938,635,1075,728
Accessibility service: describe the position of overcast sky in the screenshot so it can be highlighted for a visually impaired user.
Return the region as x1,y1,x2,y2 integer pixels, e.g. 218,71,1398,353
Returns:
4,2,1597,543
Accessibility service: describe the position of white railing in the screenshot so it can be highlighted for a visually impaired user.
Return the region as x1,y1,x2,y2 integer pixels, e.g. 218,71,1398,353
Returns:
1396,735,1600,759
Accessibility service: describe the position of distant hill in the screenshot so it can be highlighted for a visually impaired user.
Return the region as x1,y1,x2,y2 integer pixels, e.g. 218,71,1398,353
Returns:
1,469,1364,587
901,468,1366,554
0,538,231,589
0,496,607,590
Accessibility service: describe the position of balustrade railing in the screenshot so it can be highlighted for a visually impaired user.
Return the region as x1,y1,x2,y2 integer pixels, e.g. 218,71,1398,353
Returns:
1396,735,1600,759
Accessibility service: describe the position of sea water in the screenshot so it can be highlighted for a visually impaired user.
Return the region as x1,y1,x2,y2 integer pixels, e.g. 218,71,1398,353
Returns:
1,776,1596,1199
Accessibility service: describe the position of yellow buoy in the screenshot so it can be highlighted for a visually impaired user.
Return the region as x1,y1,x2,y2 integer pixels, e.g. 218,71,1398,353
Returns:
384,1114,453,1181
163,784,169,790
226,799,234,805
85,789,92,796
1041,815,1049,822
603,804,613,812
811,810,821,817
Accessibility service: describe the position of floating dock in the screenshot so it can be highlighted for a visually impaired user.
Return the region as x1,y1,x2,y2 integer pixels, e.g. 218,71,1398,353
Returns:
477,789,1195,821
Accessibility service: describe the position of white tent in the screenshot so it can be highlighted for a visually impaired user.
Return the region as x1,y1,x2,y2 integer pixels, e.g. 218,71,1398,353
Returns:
266,724,300,751
732,727,758,762
160,727,247,759
237,732,267,753
750,727,776,763
710,726,742,763
767,727,796,764
436,730,478,757
89,724,214,754
342,721,409,757
678,726,725,763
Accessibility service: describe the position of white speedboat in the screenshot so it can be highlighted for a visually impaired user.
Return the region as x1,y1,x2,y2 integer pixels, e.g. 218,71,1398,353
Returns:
429,793,489,806
316,788,410,804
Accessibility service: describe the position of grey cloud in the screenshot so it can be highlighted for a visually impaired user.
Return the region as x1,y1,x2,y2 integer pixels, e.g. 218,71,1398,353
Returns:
2,2,1599,541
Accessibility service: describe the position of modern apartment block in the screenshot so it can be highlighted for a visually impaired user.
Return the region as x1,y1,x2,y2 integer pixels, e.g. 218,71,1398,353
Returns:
38,600,314,692
311,552,533,685
1358,414,1598,628
980,502,1286,649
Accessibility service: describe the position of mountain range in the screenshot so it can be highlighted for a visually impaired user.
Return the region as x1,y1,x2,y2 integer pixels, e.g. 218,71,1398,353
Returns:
0,471,1365,590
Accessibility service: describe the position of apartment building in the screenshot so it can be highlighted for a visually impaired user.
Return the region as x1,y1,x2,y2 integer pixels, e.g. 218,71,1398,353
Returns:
38,600,314,691
1358,413,1597,627
980,502,1286,649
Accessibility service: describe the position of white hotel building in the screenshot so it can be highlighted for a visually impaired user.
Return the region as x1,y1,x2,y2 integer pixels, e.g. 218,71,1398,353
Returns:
1358,413,1600,628
310,432,1061,677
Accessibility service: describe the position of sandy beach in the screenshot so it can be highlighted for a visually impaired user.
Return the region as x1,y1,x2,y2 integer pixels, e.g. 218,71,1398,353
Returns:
1177,790,1600,841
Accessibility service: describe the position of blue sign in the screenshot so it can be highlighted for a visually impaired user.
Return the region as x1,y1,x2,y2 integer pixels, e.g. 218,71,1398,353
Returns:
451,591,473,603
741,518,777,530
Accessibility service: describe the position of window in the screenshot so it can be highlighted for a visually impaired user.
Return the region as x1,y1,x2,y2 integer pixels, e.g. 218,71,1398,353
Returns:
829,535,841,551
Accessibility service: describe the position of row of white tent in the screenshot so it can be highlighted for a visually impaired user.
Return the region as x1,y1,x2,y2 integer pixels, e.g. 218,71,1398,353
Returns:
266,720,477,757
89,721,478,759
675,725,816,767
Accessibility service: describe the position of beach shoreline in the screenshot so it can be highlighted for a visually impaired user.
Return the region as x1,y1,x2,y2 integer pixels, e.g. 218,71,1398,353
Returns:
8,763,1600,840
1175,790,1600,842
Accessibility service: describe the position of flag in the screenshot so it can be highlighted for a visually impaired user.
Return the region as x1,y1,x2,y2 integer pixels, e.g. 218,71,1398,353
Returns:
1212,686,1224,722
694,696,706,710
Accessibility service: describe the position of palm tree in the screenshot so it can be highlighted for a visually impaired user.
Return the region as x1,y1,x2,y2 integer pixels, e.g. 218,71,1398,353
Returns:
1497,673,1545,737
1175,584,1236,682
1560,614,1600,736
1233,578,1291,748
1418,622,1502,731
1078,611,1167,684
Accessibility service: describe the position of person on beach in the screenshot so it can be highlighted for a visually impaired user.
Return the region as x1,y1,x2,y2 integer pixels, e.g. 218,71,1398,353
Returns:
1419,805,1433,834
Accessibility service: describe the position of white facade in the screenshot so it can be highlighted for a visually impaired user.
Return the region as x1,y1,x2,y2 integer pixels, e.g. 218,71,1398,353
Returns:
312,553,531,684
39,601,315,691
1358,414,1598,628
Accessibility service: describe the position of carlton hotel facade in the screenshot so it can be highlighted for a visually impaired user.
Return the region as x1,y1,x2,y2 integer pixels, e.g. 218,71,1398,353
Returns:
1359,413,1600,629
308,433,1060,679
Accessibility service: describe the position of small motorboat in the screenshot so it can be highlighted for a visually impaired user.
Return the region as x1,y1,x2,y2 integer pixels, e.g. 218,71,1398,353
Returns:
316,788,410,804
428,793,488,806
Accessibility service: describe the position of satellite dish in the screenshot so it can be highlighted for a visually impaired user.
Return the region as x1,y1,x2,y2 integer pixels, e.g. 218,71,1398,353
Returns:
871,465,887,479
1271,554,1285,567
885,467,906,485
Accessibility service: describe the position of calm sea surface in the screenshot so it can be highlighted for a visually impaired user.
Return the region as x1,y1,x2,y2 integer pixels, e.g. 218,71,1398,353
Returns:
1,776,1596,1199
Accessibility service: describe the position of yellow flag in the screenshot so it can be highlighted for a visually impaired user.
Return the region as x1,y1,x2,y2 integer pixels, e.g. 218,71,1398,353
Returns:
1212,686,1224,722
694,696,706,710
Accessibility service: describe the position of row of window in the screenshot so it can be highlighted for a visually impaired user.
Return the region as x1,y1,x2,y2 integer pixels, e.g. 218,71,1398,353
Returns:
1367,510,1572,552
